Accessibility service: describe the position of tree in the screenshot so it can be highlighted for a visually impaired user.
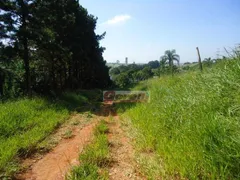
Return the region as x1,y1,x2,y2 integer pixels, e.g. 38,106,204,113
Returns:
31,0,111,91
142,66,153,79
0,0,112,97
1,0,33,95
158,56,168,76
148,60,160,69
161,50,180,76
114,73,130,88
109,67,120,76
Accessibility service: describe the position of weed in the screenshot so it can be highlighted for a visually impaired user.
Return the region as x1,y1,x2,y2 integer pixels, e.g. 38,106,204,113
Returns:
94,120,109,136
87,112,93,118
63,130,73,139
66,163,99,180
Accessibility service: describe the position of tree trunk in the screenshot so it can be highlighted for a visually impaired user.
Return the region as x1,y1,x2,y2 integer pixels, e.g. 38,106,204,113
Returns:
23,34,31,95
19,0,31,96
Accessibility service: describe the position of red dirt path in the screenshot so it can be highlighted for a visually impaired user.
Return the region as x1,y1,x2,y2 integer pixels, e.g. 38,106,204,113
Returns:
16,121,97,180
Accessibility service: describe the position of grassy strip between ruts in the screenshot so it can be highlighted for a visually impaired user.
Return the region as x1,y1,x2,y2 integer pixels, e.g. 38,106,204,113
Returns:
66,120,110,180
0,92,88,178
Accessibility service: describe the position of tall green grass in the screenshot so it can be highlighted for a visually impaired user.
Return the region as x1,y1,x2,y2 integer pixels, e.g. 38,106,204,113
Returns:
122,59,240,179
0,93,88,176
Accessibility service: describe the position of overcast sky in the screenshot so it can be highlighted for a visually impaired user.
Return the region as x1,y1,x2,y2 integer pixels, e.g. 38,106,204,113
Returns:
80,0,240,63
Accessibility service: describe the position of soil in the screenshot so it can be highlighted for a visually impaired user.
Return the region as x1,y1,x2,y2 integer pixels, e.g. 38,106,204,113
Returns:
16,114,98,180
107,116,145,180
15,103,145,180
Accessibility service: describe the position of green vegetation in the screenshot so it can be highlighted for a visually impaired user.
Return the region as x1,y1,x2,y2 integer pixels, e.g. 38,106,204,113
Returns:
160,49,180,76
0,93,88,177
67,164,100,180
0,0,111,98
94,120,109,136
110,62,155,88
120,58,240,179
63,130,73,139
1,1,239,179
67,120,110,180
109,50,181,88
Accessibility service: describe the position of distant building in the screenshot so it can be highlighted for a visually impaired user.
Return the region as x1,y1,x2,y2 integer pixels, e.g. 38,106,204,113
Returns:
125,57,128,65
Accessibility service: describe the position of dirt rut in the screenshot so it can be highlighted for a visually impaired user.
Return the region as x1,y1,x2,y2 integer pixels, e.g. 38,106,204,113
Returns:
17,120,97,180
16,103,144,180
107,116,145,180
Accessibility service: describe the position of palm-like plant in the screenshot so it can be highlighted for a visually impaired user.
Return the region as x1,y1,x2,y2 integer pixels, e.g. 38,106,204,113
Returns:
158,56,168,76
161,50,180,76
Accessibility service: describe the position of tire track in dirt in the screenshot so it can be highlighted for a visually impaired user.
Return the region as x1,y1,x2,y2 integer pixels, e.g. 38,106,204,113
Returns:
107,108,145,180
16,115,98,180
16,103,145,180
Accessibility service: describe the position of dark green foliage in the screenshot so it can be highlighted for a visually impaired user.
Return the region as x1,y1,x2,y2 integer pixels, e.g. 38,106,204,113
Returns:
109,50,182,88
114,73,131,88
148,60,160,69
141,66,153,79
109,63,156,88
160,49,180,76
0,0,111,98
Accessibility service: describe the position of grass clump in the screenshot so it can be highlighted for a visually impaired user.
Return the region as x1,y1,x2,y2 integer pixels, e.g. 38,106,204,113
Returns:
67,120,109,180
122,58,240,179
66,163,99,180
63,130,73,139
94,120,109,136
80,134,109,167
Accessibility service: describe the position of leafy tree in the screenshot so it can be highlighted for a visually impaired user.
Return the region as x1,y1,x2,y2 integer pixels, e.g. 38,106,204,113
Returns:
109,67,121,76
114,73,130,88
133,66,153,81
142,66,153,79
148,60,160,69
118,65,129,73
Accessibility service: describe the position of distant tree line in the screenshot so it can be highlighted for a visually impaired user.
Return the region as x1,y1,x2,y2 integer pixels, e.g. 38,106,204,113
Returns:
110,50,180,88
110,49,227,88
0,0,111,98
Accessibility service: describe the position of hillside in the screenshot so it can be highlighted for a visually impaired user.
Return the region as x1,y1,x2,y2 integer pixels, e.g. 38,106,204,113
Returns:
119,58,240,179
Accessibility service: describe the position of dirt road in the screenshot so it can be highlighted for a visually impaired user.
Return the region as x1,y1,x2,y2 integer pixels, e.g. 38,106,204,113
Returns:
16,103,144,180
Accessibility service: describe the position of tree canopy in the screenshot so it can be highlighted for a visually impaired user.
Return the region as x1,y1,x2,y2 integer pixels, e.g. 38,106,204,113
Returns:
0,0,111,97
